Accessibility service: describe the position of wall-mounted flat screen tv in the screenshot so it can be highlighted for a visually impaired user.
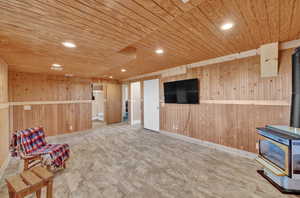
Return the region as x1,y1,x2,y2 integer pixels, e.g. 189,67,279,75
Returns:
164,78,199,104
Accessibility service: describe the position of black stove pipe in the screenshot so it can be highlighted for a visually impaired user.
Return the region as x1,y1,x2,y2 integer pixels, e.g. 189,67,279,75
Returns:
290,47,300,128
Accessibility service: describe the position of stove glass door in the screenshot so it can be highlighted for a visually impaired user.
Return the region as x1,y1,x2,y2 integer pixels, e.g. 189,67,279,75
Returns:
259,137,289,172
292,140,300,178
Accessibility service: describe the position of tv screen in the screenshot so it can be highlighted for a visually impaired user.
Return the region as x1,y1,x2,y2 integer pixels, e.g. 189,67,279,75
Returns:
164,79,199,104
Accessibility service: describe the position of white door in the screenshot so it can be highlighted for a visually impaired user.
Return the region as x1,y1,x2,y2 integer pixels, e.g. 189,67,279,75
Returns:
144,79,160,131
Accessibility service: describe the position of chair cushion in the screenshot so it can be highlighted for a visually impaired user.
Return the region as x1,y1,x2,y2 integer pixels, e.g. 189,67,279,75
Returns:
19,127,47,154
32,144,70,167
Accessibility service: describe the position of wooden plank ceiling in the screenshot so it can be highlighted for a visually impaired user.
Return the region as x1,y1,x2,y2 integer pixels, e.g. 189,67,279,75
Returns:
0,0,299,80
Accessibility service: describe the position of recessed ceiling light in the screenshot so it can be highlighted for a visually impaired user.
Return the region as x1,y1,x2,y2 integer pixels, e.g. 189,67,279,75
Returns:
52,63,61,67
181,0,190,3
62,41,76,48
51,66,63,71
221,23,234,30
109,76,113,79
155,49,164,54
121,69,127,72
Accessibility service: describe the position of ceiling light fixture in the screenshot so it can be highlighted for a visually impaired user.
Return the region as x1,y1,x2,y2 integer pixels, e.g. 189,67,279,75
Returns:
52,63,62,67
109,76,113,79
62,41,76,48
221,23,234,30
121,69,127,72
181,0,190,3
51,66,63,71
155,49,164,54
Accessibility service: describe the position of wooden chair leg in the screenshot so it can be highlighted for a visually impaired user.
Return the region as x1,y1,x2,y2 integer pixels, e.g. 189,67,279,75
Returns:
47,180,53,198
46,165,51,172
24,159,29,171
8,190,15,198
63,162,66,169
36,189,41,198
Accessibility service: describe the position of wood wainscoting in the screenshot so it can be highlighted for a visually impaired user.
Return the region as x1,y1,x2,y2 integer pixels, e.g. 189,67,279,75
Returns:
160,49,293,153
161,104,289,153
11,103,92,136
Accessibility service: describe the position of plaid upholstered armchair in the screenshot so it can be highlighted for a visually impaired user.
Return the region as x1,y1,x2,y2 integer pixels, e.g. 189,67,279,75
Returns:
10,127,70,170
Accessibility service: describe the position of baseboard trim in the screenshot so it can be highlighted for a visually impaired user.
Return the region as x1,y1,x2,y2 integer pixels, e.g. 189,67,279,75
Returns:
0,155,11,181
159,130,257,159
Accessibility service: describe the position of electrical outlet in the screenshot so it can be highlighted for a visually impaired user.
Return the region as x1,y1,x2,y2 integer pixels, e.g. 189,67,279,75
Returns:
69,125,73,131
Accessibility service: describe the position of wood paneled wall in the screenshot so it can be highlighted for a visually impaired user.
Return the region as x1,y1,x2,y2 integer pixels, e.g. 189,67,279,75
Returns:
9,72,93,136
11,103,92,136
0,58,9,168
9,72,92,102
161,104,289,153
160,49,293,153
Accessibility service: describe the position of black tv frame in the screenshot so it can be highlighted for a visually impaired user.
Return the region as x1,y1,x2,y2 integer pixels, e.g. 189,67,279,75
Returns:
163,78,199,104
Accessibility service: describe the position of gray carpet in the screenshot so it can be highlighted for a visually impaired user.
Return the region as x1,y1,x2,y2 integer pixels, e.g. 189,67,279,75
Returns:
0,124,296,198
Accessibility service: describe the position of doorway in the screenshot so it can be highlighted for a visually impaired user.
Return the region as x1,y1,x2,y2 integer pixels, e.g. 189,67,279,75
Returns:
143,79,160,131
92,83,106,128
122,84,129,122
130,82,141,125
